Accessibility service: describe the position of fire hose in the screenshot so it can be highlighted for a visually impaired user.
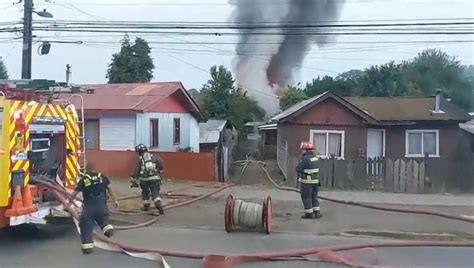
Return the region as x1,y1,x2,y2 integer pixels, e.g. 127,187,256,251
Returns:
32,164,474,268
250,160,474,224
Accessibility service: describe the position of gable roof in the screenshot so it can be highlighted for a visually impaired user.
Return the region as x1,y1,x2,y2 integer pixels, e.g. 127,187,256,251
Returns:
345,96,469,122
199,119,227,144
271,91,470,125
271,91,378,124
60,82,205,121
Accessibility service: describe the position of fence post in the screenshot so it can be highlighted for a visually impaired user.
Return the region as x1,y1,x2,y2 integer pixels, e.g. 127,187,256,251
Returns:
385,158,394,191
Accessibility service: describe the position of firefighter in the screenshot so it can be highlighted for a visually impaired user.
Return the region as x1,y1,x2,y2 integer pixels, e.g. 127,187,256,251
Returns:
296,142,322,219
131,144,164,214
68,164,119,254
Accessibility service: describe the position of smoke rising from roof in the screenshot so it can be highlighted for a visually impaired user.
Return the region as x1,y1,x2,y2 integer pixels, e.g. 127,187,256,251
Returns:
230,0,345,116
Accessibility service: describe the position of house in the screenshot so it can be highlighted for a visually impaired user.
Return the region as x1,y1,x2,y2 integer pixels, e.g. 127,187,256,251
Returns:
272,91,472,190
244,122,265,141
258,123,277,159
460,119,474,154
199,119,237,181
60,82,218,181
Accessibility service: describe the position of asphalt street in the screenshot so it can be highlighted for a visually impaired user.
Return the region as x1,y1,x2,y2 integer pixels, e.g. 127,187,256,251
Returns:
0,223,473,268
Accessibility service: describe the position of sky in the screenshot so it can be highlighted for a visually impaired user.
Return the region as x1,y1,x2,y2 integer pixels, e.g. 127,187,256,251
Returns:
0,0,473,93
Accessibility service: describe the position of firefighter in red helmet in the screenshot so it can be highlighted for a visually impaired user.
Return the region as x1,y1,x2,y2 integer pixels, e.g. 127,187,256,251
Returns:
296,142,322,219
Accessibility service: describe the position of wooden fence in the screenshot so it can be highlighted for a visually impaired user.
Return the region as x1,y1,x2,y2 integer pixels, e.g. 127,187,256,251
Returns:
319,157,429,193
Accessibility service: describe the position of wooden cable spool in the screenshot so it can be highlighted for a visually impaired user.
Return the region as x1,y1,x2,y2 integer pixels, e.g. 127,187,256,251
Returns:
224,194,272,234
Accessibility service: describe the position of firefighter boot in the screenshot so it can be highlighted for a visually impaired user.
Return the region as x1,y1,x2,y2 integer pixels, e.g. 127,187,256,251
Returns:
314,211,322,219
82,248,93,255
301,213,315,219
141,203,150,211
154,198,164,215
103,225,114,238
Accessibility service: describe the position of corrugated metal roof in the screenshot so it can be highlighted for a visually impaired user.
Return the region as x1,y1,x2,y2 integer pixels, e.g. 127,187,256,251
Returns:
199,119,227,144
258,123,277,130
59,82,205,120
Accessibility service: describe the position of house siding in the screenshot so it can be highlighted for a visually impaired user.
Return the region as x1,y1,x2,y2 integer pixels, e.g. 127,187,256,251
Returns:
99,116,136,151
136,113,199,153
277,99,368,183
383,122,472,161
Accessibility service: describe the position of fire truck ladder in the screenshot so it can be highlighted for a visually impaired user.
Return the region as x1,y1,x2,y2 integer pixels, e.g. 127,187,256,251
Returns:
64,94,86,169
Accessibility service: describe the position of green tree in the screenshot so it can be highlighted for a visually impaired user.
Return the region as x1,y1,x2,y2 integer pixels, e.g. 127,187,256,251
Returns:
297,49,471,110
106,35,155,83
404,49,472,110
280,85,308,110
0,57,8,79
200,65,264,129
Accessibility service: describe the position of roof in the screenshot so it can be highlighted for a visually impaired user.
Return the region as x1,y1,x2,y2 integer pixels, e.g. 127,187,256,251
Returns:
258,123,277,131
59,82,205,121
460,120,474,134
244,121,265,127
199,119,227,144
271,92,378,124
345,96,470,122
271,91,469,124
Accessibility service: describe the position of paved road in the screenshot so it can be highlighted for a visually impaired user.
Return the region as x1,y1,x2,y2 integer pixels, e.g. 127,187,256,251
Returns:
1,223,473,268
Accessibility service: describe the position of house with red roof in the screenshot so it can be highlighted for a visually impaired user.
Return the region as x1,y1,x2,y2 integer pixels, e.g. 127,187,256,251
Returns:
61,82,215,181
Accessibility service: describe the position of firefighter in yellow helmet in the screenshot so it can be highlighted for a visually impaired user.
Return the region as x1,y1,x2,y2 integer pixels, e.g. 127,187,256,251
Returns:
296,142,322,219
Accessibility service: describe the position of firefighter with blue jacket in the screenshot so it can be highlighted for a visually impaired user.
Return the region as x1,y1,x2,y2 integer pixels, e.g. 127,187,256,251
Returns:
296,142,322,219
131,144,164,214
68,164,119,254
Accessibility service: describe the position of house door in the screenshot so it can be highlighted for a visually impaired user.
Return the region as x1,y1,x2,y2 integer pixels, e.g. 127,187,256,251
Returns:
367,129,385,159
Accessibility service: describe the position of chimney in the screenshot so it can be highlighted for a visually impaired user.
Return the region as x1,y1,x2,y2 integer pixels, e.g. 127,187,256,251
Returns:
66,64,72,86
432,89,445,114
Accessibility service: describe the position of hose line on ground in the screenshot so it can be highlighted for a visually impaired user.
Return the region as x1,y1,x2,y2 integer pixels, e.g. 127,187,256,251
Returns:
252,160,474,224
33,174,474,267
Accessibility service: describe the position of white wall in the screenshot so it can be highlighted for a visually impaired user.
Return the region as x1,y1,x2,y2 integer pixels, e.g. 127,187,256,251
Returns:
99,116,136,151
135,113,200,153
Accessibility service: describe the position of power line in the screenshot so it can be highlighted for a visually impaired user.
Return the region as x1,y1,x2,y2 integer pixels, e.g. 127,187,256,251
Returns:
167,54,280,99
33,20,474,29
27,25,474,36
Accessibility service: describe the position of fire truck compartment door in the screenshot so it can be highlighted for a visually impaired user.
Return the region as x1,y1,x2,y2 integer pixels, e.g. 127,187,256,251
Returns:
29,124,65,133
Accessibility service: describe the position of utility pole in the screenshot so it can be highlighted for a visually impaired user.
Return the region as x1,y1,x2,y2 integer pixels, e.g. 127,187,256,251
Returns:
66,64,71,85
21,0,33,79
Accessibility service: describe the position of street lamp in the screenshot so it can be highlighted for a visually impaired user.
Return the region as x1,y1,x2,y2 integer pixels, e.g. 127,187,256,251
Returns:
21,0,54,79
34,9,54,18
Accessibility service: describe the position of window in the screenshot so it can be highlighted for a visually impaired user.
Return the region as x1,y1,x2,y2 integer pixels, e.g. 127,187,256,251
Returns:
367,129,385,158
173,118,181,144
150,119,159,148
30,138,50,152
310,130,345,159
405,130,439,157
84,119,99,149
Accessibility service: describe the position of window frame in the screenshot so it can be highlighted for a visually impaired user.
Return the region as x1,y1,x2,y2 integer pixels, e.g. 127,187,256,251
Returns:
173,118,181,145
149,118,159,149
405,129,440,158
309,130,345,159
84,119,100,150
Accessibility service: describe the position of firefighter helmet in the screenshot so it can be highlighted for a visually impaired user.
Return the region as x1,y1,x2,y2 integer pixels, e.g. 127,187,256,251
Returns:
135,144,148,153
300,142,314,150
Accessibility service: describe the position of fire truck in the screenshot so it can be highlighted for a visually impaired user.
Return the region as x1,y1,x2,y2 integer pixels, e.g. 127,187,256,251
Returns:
0,79,86,228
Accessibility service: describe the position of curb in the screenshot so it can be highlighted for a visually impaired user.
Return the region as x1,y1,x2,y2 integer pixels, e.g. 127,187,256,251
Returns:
339,230,474,241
